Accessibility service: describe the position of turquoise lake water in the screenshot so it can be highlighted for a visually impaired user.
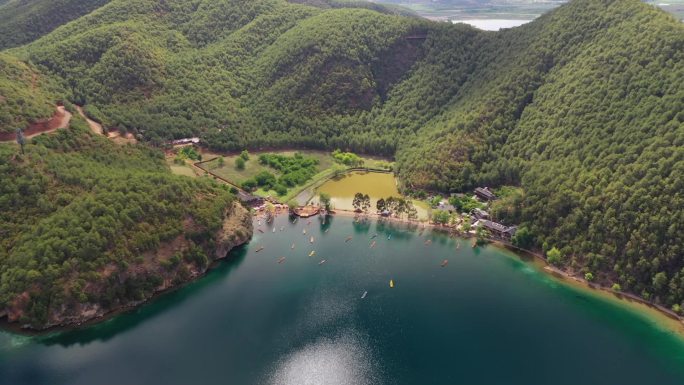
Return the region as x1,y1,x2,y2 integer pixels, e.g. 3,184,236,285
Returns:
1,215,684,385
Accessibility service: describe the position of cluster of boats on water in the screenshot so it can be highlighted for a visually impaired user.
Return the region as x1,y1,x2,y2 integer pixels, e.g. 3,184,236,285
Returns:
254,215,462,299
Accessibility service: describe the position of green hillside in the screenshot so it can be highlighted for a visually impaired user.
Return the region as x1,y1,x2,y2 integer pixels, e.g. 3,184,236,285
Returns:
0,119,248,328
0,53,59,132
0,0,111,50
1,0,682,313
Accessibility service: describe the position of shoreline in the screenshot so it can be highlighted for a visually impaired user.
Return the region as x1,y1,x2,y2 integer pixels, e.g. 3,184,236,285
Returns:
281,209,684,334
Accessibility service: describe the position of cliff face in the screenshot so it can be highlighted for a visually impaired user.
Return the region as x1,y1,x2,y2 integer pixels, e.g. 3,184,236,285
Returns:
7,202,253,330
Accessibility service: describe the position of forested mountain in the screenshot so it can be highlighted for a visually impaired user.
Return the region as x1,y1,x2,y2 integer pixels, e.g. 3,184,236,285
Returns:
0,0,682,312
0,0,111,50
0,120,252,328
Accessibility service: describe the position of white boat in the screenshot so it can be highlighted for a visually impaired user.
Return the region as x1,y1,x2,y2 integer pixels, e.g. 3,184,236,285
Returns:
361,291,367,299
318,259,326,265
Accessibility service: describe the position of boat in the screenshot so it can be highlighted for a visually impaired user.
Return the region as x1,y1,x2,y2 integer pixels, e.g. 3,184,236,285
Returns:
303,228,307,235
310,236,314,244
272,228,276,233
389,279,394,288
258,229,264,233
318,259,326,265
291,243,295,249
441,259,449,267
425,239,432,245
370,241,376,248
361,291,367,299
256,246,264,253
387,234,392,240
309,250,316,257
280,226,284,231
325,229,330,233
278,257,286,264
370,234,377,239
293,218,298,224
345,236,353,243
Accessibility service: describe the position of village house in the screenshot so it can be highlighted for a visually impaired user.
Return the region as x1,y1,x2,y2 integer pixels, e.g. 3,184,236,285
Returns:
471,208,489,220
474,219,517,241
170,137,201,146
474,187,496,201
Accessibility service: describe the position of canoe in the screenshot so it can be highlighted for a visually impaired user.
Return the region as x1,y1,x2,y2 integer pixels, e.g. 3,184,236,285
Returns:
389,279,394,288
258,229,264,233
256,246,264,253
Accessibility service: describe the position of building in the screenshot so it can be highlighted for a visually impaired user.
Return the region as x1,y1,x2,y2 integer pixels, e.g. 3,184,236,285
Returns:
472,208,489,220
474,187,496,201
474,219,517,241
171,137,200,146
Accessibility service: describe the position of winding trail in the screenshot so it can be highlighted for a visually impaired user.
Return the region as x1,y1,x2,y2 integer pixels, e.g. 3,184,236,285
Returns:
75,106,103,135
0,106,72,142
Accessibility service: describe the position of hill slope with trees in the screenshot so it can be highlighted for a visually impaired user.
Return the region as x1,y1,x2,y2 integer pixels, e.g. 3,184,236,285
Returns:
0,120,252,329
0,0,682,313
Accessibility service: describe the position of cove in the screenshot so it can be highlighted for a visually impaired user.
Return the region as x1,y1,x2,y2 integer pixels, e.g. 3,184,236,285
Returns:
1,215,684,385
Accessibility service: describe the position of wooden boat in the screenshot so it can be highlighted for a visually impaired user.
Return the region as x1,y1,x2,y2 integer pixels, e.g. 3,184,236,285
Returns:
441,259,449,267
318,259,326,265
310,236,314,244
389,279,394,288
309,250,316,257
278,257,286,264
361,291,367,299
258,229,264,233
255,246,264,253
345,236,353,243
370,241,376,248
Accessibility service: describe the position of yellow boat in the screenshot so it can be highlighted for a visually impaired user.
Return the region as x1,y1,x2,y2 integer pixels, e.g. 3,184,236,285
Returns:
309,250,316,257
389,279,394,288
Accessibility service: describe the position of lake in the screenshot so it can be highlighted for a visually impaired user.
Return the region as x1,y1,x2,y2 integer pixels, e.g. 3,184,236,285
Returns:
452,19,532,31
316,171,429,218
2,215,684,385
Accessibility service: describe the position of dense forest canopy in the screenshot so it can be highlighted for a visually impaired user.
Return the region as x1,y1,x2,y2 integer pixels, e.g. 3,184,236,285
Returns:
0,120,242,328
0,0,682,312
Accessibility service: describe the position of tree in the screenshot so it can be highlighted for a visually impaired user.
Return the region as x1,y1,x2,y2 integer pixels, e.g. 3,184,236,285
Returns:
235,157,245,170
547,247,563,266
218,157,225,167
352,192,364,212
512,226,533,249
585,272,594,282
319,193,332,212
432,210,450,225
16,128,25,154
407,204,418,221
361,194,371,213
653,272,668,292
376,198,386,213
240,150,250,161
287,200,298,212
611,283,622,291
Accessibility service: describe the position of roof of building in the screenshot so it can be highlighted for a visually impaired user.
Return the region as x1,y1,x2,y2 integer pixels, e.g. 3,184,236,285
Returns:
478,220,517,235
474,187,496,200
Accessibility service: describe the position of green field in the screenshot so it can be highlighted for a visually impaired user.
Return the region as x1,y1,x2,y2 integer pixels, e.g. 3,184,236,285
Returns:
202,150,393,200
